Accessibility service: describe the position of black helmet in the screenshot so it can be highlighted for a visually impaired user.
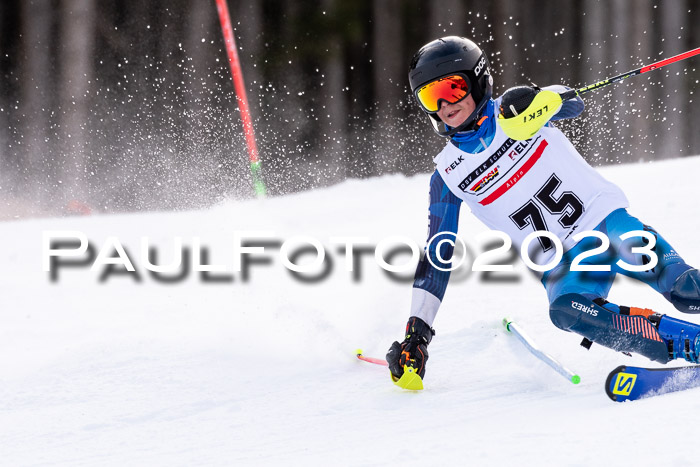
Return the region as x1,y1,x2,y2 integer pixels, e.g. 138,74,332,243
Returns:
408,36,493,137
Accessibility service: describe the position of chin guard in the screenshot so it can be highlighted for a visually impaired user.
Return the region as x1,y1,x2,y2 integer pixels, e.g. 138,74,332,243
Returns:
497,90,564,140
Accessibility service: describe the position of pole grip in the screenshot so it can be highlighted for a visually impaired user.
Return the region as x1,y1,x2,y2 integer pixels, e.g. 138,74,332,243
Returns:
559,89,579,101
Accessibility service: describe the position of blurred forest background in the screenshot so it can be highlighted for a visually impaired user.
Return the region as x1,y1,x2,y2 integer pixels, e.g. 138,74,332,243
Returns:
0,0,698,217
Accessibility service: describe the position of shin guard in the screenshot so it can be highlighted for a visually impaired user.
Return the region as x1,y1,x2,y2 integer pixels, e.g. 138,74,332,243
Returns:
550,293,670,363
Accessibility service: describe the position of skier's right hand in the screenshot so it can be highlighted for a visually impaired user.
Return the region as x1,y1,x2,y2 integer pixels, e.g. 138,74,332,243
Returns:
386,317,435,380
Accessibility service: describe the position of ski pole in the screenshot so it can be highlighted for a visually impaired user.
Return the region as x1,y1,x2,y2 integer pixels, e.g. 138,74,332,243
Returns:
499,46,700,140
560,46,700,101
355,349,388,366
502,318,580,385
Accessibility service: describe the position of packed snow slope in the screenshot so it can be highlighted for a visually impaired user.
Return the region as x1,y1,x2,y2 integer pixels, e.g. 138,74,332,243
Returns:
2,156,700,466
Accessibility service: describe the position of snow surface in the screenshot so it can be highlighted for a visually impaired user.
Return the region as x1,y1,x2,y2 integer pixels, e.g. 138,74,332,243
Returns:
2,156,700,466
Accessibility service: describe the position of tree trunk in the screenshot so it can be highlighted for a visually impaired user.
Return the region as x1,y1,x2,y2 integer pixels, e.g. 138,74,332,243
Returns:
58,0,96,207
181,0,219,205
321,0,348,183
0,1,9,193
658,4,685,159
629,0,653,161
19,0,53,205
610,0,631,162
491,0,519,89
581,0,612,165
372,0,403,173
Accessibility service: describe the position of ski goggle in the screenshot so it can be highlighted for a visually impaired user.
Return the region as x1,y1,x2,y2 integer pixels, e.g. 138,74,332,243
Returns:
415,74,471,113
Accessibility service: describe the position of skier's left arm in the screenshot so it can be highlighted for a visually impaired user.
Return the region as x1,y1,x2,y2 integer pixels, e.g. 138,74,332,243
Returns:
386,170,461,382
411,170,463,326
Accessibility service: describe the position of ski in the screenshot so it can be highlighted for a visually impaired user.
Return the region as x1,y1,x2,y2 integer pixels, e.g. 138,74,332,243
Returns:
606,364,700,402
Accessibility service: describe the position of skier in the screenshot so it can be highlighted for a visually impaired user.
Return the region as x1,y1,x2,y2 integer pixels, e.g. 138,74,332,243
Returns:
387,36,700,385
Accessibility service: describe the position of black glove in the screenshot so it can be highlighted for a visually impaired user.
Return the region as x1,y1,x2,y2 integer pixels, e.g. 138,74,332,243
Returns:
499,85,542,118
386,317,435,380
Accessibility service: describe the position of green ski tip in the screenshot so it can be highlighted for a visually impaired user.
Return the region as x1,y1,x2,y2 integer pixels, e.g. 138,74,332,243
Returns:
571,375,581,385
502,317,512,332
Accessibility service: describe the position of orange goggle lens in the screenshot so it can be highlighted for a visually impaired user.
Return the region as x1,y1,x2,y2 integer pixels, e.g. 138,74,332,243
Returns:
416,75,470,113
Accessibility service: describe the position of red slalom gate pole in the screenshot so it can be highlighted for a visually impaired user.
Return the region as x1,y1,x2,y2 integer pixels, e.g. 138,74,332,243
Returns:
215,0,266,197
